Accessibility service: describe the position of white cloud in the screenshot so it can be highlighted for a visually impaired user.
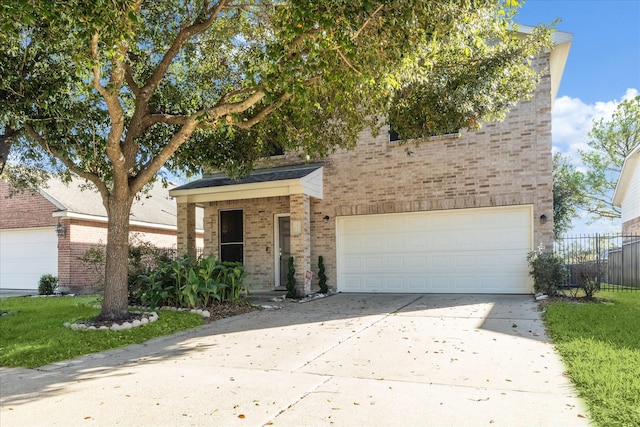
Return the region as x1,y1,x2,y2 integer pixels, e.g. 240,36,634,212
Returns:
551,88,638,168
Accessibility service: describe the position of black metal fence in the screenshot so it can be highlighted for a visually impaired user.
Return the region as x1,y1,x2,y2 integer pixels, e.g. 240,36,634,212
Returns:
554,234,640,291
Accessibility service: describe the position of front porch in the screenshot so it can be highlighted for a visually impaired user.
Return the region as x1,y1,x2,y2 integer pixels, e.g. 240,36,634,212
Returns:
169,164,323,296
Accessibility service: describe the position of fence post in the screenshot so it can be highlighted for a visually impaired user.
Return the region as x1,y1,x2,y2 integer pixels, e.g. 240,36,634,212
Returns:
595,233,601,287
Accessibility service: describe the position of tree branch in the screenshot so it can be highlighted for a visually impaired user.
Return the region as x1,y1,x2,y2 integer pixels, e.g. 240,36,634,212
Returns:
351,4,384,41
23,124,110,200
205,88,266,119
232,92,291,129
91,33,127,174
90,34,108,99
125,0,228,168
333,47,362,76
131,119,199,193
123,59,140,97
140,0,227,102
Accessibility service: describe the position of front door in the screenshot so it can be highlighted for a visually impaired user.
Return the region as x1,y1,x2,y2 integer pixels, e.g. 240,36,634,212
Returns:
276,216,291,287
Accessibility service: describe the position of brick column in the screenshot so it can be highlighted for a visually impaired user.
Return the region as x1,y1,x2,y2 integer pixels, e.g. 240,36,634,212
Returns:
203,203,219,258
290,193,311,297
177,202,197,258
57,218,72,291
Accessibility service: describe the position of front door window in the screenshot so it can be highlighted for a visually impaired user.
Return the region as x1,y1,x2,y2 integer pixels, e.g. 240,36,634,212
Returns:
220,210,243,263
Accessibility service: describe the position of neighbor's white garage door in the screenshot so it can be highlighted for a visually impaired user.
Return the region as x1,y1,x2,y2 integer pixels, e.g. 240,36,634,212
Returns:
0,228,58,290
336,206,533,294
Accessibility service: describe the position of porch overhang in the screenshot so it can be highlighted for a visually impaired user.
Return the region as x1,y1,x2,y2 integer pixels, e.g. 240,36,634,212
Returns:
169,164,324,204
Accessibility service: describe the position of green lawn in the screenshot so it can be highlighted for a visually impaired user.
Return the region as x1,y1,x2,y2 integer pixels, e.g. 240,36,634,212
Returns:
0,296,203,368
544,291,640,427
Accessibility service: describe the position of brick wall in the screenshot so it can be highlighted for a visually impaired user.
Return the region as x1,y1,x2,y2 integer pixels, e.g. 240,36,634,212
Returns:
0,180,58,228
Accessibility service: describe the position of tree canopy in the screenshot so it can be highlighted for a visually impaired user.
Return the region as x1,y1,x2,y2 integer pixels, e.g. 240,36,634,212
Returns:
552,152,585,238
579,95,640,220
1,0,552,319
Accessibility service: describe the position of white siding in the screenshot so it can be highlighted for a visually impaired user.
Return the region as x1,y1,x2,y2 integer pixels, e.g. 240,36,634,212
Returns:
621,163,640,224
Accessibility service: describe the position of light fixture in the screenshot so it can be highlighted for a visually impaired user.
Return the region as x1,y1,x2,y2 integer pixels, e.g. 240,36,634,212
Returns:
55,220,66,238
539,214,548,224
323,215,330,223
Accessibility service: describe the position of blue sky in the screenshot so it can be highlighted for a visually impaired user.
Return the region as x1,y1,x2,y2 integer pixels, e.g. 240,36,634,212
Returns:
516,0,640,233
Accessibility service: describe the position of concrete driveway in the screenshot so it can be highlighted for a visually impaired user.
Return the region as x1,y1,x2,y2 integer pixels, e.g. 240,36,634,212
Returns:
0,293,589,426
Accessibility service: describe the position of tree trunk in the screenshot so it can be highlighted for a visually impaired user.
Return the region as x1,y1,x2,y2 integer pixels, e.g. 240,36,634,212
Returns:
100,193,134,320
0,127,17,175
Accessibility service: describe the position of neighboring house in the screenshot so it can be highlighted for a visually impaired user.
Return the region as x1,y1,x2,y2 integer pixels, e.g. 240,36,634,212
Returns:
170,28,572,296
0,173,203,293
613,145,640,235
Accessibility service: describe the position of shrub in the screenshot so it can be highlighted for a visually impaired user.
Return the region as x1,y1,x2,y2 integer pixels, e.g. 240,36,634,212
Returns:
77,246,105,289
527,248,567,296
136,254,249,308
38,274,58,295
79,238,174,304
574,262,603,299
318,256,328,293
127,238,173,304
286,256,296,298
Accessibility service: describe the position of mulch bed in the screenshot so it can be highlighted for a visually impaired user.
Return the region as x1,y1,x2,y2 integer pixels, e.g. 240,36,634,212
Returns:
203,300,260,322
74,300,260,329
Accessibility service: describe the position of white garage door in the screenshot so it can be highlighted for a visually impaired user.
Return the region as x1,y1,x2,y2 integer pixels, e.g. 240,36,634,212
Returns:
336,206,533,294
0,228,58,290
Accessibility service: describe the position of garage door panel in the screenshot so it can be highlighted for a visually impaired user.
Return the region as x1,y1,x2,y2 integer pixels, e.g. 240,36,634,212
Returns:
0,228,58,290
337,206,533,294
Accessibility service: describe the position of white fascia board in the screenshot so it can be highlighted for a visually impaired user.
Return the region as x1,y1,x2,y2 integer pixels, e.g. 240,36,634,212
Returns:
549,36,572,107
38,189,67,210
518,25,573,108
613,145,640,206
51,211,203,232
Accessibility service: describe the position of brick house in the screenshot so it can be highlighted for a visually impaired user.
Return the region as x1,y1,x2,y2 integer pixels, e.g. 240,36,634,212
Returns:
170,28,572,296
613,144,640,235
0,174,203,293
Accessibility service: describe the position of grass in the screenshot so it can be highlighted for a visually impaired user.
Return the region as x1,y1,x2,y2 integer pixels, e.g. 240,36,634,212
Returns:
0,296,204,368
543,291,640,427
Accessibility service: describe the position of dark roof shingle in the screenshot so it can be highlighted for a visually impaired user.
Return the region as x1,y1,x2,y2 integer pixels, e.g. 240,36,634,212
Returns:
172,163,323,191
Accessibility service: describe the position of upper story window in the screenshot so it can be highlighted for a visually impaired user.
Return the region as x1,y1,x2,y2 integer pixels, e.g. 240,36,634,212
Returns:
389,128,401,143
388,125,460,143
269,145,285,157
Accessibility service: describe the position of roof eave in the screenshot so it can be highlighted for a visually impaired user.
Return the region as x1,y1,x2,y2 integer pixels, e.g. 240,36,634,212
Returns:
169,167,324,204
613,145,640,207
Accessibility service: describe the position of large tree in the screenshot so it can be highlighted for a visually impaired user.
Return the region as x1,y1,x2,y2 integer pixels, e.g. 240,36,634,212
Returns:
580,95,640,219
1,0,552,320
